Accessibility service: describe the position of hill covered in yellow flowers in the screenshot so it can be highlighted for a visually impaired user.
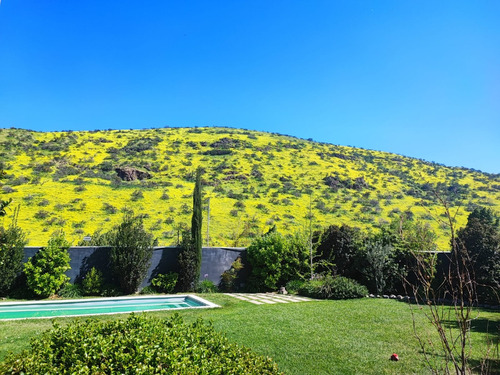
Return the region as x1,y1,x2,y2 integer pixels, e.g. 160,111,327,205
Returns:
0,127,498,248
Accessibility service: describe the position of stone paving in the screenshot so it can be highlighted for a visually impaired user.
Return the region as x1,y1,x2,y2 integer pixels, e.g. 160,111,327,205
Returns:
225,293,315,305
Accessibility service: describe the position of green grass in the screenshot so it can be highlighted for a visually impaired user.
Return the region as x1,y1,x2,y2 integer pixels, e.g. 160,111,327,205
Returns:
0,295,499,374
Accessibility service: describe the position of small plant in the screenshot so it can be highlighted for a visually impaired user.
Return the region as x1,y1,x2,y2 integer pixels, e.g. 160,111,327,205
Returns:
151,272,178,293
82,267,104,296
220,257,244,292
130,189,144,201
285,279,305,295
197,278,218,293
24,231,71,298
58,283,83,298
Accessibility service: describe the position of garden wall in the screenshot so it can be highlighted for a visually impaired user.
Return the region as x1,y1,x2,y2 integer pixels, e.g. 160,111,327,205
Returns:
23,246,246,288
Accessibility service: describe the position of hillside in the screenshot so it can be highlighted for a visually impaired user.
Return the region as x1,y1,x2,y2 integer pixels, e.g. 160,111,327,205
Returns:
0,127,498,248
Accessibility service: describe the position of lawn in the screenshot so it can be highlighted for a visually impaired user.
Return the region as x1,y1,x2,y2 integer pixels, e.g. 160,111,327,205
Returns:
0,295,499,374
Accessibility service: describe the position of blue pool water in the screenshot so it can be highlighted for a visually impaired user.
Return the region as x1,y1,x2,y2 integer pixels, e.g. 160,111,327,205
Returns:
0,295,218,320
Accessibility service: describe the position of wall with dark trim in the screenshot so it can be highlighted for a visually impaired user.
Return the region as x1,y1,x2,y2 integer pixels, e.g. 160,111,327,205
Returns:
23,246,246,288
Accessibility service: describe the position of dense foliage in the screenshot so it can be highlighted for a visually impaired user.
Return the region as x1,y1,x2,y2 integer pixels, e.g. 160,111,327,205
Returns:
23,231,71,298
0,218,27,296
81,267,104,296
177,230,199,291
456,207,500,303
191,168,203,285
298,275,368,300
110,214,156,294
150,272,178,293
0,314,283,375
247,231,309,291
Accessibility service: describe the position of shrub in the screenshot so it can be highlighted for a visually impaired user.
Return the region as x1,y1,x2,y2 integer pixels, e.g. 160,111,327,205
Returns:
219,257,244,292
247,231,309,291
177,230,198,291
81,267,104,296
285,279,305,295
110,214,157,294
0,314,283,374
130,189,144,201
58,283,83,298
0,221,28,296
151,272,178,293
197,279,218,293
298,275,368,300
24,231,71,298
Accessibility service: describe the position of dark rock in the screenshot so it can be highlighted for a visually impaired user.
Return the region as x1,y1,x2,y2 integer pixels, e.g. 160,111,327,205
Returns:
115,167,152,181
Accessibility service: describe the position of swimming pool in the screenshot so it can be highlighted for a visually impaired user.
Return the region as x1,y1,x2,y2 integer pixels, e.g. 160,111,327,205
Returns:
0,295,219,320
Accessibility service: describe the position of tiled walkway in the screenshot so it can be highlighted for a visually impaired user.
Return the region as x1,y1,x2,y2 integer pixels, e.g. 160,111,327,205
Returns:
225,293,315,305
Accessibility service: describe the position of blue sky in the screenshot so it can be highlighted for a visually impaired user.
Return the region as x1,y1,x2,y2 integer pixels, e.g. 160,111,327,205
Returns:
1,1,499,173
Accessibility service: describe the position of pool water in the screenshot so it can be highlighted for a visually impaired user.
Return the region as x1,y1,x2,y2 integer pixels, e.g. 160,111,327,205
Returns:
0,295,218,320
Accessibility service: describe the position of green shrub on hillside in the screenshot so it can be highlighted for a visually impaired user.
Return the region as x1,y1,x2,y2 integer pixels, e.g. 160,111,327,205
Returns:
0,314,283,374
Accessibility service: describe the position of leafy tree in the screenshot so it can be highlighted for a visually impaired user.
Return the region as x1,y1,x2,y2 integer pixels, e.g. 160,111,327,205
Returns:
314,225,363,278
177,230,198,291
191,167,203,279
247,231,309,291
0,211,28,296
178,168,203,292
363,240,393,294
456,207,500,302
24,231,71,298
110,214,156,294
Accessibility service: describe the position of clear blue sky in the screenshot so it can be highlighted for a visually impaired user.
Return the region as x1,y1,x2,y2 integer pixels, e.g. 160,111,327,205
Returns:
1,1,499,173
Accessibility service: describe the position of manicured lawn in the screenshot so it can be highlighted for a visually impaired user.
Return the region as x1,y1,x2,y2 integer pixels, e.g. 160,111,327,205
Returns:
0,295,498,374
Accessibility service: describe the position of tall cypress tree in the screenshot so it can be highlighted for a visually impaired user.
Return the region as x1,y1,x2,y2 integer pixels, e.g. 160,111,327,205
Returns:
191,167,203,282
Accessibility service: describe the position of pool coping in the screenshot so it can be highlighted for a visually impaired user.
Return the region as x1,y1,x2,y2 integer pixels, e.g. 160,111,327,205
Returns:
0,294,220,321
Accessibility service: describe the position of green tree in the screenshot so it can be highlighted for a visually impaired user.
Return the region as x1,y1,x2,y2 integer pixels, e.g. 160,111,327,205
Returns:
110,214,156,294
0,210,28,296
456,207,500,302
24,231,71,298
363,240,393,295
178,168,203,292
191,167,203,279
247,231,309,291
314,225,363,278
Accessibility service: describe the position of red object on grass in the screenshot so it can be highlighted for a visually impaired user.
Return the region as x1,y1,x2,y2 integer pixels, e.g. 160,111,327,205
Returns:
390,353,399,361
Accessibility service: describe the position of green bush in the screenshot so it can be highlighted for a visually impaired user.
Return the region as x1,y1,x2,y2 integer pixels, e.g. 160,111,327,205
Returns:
0,221,27,296
219,257,244,292
0,314,283,374
81,267,104,296
58,283,83,298
298,275,368,300
110,214,157,294
24,231,71,298
197,279,218,293
151,272,178,293
285,279,305,295
247,231,309,291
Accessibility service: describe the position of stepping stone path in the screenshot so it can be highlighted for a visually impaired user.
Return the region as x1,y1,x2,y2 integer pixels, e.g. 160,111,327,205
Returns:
225,293,315,305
